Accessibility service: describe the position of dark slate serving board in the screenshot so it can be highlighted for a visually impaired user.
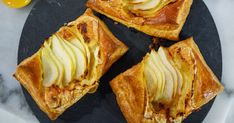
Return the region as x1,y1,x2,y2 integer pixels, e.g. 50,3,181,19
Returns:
18,0,222,122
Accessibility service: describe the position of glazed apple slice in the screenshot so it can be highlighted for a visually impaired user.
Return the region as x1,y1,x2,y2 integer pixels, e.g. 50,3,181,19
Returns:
158,47,178,98
159,47,183,95
70,29,91,72
64,28,87,54
130,0,175,17
144,55,158,101
132,0,161,10
70,38,86,55
44,40,64,87
63,28,91,76
148,52,165,101
51,35,74,85
63,39,87,80
150,50,174,103
41,47,59,87
81,46,100,85
57,36,77,78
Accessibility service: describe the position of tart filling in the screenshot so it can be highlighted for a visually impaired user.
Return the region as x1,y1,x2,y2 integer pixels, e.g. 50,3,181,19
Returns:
125,0,176,17
40,22,102,110
109,38,223,123
143,46,197,121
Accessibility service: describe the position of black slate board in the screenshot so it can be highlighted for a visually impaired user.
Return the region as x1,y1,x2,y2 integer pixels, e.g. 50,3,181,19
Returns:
18,0,222,123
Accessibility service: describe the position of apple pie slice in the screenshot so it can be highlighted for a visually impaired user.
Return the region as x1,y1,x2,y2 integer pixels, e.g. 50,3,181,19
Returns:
14,9,128,120
87,0,193,40
110,37,223,123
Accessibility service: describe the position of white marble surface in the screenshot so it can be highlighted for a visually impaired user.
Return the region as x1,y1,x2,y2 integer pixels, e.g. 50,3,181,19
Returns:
0,0,233,123
203,0,234,123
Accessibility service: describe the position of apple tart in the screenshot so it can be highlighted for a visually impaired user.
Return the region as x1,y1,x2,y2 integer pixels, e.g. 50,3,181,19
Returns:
86,0,193,40
110,37,224,123
14,9,128,120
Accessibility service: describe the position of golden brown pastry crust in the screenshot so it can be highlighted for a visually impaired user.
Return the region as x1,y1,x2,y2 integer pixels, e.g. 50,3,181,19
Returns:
14,9,128,120
111,63,147,123
86,0,193,40
110,37,224,123
168,38,224,110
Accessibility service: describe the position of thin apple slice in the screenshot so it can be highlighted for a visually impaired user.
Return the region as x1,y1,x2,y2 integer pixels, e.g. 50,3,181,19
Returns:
63,39,87,80
158,47,178,98
132,0,160,10
159,47,183,95
148,51,165,101
69,29,91,74
44,39,64,87
63,28,86,54
81,46,100,85
129,0,175,17
70,38,86,54
68,34,90,77
51,35,74,85
41,47,59,87
76,32,91,67
146,58,161,100
150,50,174,103
56,35,77,83
144,55,158,102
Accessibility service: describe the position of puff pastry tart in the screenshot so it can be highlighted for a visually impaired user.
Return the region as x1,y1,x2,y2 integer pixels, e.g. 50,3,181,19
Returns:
14,9,128,120
110,37,224,123
86,0,193,40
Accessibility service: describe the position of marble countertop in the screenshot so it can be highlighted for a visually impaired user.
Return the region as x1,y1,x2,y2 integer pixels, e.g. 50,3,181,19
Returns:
0,0,233,123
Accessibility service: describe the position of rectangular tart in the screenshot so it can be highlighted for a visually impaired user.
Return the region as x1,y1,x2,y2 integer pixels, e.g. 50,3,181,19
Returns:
14,9,128,120
110,37,223,123
87,0,193,40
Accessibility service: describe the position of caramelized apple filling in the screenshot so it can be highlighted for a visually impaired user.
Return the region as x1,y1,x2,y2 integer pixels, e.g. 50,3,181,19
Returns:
143,46,196,121
125,0,176,17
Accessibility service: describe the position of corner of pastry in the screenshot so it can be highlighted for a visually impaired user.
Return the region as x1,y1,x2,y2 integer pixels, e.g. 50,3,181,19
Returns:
110,37,224,123
86,0,193,40
13,9,128,120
